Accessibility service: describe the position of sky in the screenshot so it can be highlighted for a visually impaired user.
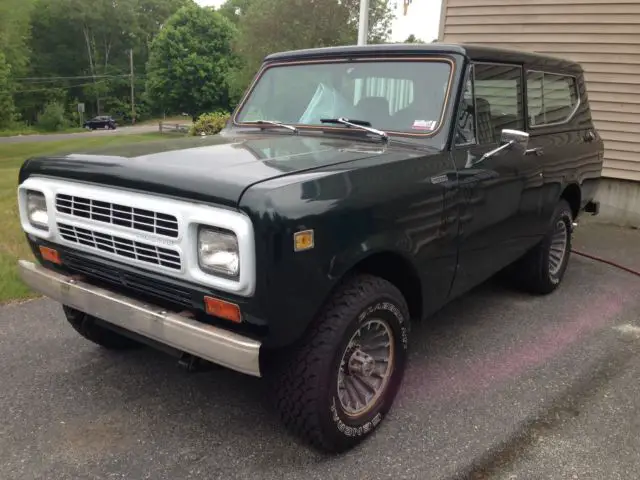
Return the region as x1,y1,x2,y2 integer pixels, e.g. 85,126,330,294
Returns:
195,0,442,42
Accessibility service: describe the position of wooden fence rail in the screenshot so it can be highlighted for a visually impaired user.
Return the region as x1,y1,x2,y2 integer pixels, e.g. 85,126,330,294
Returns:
159,122,191,134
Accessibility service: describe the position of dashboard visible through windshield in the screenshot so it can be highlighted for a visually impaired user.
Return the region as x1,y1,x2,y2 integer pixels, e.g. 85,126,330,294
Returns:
233,58,454,136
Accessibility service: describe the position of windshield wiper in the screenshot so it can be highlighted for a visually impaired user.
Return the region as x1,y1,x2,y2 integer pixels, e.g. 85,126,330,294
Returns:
245,120,298,134
320,117,388,142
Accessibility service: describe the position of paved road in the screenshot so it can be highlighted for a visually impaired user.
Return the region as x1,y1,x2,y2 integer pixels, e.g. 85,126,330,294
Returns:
1,225,639,479
0,125,159,144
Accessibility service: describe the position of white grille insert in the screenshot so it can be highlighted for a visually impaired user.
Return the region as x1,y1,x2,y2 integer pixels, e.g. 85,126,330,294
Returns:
56,194,179,238
57,222,181,270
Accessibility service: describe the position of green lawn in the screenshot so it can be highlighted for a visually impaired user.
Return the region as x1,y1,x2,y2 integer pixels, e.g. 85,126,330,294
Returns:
0,133,168,303
0,126,87,137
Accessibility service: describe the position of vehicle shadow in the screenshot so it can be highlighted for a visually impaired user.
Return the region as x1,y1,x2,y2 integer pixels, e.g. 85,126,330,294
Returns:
54,276,508,446
62,276,516,443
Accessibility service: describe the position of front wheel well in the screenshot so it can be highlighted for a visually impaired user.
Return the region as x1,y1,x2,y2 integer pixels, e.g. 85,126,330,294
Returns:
561,183,581,219
348,252,423,322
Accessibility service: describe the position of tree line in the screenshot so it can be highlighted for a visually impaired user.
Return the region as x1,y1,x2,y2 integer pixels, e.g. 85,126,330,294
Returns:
0,0,426,131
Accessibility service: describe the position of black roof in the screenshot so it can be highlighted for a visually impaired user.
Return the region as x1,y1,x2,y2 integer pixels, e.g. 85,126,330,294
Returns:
264,42,582,74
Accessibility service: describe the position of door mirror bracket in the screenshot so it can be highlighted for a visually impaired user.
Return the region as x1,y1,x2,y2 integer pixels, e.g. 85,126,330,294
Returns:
479,129,530,163
465,129,531,168
501,129,530,151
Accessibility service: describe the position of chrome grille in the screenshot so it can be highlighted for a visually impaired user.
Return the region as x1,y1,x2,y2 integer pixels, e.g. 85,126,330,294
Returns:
57,223,181,270
55,194,179,238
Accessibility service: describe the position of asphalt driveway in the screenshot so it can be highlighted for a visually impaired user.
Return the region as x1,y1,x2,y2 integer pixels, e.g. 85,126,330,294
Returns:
1,223,639,479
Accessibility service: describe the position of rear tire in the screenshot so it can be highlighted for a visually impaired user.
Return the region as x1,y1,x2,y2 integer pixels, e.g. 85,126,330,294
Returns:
511,199,573,294
267,274,410,453
63,306,141,350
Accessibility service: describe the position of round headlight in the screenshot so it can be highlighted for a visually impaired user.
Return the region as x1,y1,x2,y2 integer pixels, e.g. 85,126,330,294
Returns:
198,227,239,278
26,190,49,230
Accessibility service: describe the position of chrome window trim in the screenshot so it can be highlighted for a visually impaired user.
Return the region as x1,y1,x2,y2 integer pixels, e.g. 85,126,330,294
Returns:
17,176,257,297
525,69,581,129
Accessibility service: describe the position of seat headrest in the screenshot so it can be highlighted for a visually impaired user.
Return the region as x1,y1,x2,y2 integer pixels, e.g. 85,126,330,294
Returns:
475,97,491,111
356,96,390,119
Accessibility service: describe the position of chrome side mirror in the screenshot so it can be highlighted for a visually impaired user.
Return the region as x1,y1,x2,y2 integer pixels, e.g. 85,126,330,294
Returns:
500,129,529,153
477,129,530,164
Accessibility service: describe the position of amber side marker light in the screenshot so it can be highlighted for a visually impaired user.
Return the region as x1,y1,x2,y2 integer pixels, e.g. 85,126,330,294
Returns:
204,296,242,323
294,229,314,252
39,246,61,265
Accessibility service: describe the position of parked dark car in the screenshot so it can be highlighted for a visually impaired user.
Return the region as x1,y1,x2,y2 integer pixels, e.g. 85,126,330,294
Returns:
16,43,603,453
83,115,117,130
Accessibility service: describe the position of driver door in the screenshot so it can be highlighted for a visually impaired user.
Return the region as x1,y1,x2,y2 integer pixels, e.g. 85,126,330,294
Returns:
449,62,544,298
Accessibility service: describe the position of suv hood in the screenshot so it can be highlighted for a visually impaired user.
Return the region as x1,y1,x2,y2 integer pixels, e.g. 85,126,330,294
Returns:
19,134,398,208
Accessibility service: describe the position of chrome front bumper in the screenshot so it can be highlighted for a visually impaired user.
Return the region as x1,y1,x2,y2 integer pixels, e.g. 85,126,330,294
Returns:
17,260,262,377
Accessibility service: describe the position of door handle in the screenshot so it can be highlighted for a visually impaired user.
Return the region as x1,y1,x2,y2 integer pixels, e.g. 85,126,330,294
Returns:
584,130,596,142
525,147,544,156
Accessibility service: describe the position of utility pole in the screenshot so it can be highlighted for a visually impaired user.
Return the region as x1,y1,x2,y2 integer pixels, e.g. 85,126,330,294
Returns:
129,48,136,125
357,0,369,45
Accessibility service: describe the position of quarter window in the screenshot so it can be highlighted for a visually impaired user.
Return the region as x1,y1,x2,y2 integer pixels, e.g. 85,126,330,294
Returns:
454,69,476,145
526,72,579,127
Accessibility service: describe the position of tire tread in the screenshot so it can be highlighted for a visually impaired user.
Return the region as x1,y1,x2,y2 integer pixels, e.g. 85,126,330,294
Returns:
513,200,573,294
269,274,407,452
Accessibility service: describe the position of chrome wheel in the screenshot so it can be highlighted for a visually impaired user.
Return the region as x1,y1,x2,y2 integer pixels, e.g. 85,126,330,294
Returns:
337,318,394,417
549,219,568,276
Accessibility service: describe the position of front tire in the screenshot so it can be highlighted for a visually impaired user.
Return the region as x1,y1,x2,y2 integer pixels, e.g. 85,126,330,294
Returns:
63,306,141,350
268,275,410,453
512,199,573,294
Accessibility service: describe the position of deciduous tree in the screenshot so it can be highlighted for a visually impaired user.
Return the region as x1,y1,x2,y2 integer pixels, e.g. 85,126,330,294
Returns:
0,54,17,128
229,0,395,99
146,4,239,119
20,0,190,123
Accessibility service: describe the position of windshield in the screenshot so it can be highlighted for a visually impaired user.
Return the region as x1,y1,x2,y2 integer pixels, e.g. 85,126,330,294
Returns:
234,59,453,135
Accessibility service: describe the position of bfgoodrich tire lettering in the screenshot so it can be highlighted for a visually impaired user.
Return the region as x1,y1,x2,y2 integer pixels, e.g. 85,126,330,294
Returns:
268,274,410,453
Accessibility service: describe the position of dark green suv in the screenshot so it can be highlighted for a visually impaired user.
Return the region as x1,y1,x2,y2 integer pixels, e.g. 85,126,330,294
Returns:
17,43,603,452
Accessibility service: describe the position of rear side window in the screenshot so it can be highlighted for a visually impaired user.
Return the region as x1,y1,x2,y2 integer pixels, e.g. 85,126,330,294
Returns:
526,71,579,127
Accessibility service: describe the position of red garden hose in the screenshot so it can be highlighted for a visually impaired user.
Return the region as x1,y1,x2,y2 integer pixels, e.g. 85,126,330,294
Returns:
571,248,640,278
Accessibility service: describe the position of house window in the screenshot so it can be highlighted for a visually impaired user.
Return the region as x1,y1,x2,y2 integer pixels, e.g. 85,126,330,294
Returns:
526,71,579,127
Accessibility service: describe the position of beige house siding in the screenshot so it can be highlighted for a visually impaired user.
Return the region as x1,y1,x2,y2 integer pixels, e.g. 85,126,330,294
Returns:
438,0,640,181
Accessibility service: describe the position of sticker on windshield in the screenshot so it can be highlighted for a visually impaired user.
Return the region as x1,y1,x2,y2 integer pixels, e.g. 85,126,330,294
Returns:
412,120,437,131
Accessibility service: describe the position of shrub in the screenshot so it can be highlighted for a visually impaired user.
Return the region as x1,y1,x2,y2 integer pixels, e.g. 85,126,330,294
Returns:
37,102,68,132
190,111,230,136
0,53,17,129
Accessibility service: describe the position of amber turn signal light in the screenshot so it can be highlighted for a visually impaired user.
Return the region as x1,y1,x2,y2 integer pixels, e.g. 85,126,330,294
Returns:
39,246,61,265
204,296,242,323
293,229,314,252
